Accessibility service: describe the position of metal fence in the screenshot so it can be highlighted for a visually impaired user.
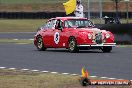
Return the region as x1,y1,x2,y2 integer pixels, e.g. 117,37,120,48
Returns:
82,0,132,23
0,0,131,23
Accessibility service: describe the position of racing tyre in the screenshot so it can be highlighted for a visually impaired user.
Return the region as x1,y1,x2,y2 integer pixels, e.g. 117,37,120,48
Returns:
102,46,112,53
36,37,46,51
68,37,79,53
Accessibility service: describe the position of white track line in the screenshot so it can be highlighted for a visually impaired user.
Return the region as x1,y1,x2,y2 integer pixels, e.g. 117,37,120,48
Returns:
0,66,131,81
62,73,69,75
21,69,29,71
13,39,18,40
90,76,97,78
71,74,78,76
100,77,108,79
31,70,39,72
29,39,34,40
51,72,58,74
9,68,16,70
108,78,117,80
0,67,6,69
41,71,49,73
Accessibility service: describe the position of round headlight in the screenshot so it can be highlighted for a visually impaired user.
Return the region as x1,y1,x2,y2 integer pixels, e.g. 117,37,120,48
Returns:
88,33,92,39
106,33,110,38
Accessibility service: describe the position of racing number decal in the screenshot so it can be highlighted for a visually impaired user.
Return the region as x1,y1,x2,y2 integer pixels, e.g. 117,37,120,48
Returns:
54,32,60,44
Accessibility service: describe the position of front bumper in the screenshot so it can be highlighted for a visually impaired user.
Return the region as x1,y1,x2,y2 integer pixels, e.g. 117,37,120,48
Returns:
77,43,116,47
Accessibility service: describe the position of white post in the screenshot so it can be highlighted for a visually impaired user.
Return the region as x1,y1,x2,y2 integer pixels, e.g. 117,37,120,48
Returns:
88,0,90,19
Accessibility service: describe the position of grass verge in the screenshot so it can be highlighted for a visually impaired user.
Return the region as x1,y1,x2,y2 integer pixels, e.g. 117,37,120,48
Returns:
0,69,131,88
0,19,47,32
0,69,80,88
0,39,33,44
0,19,131,32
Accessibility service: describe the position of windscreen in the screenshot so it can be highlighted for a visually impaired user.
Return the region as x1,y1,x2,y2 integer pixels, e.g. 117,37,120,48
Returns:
64,19,94,28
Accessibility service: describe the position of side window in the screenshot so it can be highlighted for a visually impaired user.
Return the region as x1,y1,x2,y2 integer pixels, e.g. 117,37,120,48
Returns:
44,21,51,29
51,20,57,29
64,20,74,28
47,21,52,28
56,19,63,29
64,21,68,28
45,20,57,29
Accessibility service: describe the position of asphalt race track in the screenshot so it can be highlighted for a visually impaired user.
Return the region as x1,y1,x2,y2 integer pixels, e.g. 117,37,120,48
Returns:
0,32,35,39
0,43,132,80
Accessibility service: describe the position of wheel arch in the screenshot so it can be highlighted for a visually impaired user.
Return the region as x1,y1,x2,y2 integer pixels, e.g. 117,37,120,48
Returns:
68,36,78,44
36,34,42,39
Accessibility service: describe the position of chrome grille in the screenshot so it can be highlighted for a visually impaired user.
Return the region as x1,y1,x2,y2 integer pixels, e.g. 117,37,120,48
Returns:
95,33,102,44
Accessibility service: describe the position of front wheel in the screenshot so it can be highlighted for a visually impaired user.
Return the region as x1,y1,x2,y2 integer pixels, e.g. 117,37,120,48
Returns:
68,37,79,53
36,37,46,51
102,46,112,53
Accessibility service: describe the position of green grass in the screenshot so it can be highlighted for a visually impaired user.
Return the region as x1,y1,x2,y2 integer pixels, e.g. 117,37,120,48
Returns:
0,19,131,32
0,69,131,88
0,69,80,88
0,19,47,32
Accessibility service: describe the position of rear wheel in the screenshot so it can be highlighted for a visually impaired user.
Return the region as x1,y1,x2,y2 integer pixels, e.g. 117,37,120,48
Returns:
102,46,112,53
36,37,46,51
68,37,79,53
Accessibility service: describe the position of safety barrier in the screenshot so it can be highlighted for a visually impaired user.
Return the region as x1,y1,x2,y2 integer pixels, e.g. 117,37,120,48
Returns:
0,12,132,19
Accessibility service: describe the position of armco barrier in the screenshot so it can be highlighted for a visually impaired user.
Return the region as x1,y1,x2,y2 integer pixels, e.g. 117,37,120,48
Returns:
98,24,132,44
0,12,73,19
0,12,132,19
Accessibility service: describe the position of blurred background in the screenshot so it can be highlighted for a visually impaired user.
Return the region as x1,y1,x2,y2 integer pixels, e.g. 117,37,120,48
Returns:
0,0,131,24
0,0,132,44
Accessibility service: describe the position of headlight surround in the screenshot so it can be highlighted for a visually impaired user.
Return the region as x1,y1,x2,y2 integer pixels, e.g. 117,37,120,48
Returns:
105,33,110,39
88,33,92,39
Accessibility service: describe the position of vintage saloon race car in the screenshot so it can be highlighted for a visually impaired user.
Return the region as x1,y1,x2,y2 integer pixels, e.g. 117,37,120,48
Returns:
34,17,116,53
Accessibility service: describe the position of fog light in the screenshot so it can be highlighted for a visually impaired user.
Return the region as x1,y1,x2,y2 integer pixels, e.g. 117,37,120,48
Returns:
92,40,95,43
103,40,106,43
88,33,92,39
106,33,110,38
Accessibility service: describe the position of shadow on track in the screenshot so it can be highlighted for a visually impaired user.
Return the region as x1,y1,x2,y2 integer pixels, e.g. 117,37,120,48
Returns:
38,49,104,53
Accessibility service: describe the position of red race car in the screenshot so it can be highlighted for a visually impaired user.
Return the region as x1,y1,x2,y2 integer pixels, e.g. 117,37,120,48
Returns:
34,17,116,53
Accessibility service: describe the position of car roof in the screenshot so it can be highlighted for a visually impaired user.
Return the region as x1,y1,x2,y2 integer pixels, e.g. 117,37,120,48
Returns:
50,17,88,21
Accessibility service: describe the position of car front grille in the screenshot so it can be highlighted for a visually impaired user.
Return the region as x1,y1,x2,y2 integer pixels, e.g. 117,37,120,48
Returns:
95,33,102,44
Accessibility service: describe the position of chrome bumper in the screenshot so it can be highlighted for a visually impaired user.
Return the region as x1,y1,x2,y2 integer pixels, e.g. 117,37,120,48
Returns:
77,43,116,47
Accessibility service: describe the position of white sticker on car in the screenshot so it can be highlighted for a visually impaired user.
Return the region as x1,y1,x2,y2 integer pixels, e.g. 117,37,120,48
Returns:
54,32,60,44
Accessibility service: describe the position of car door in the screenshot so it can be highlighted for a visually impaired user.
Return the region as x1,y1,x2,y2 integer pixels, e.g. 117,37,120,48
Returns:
41,20,54,47
40,21,51,47
43,19,57,47
53,19,66,48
